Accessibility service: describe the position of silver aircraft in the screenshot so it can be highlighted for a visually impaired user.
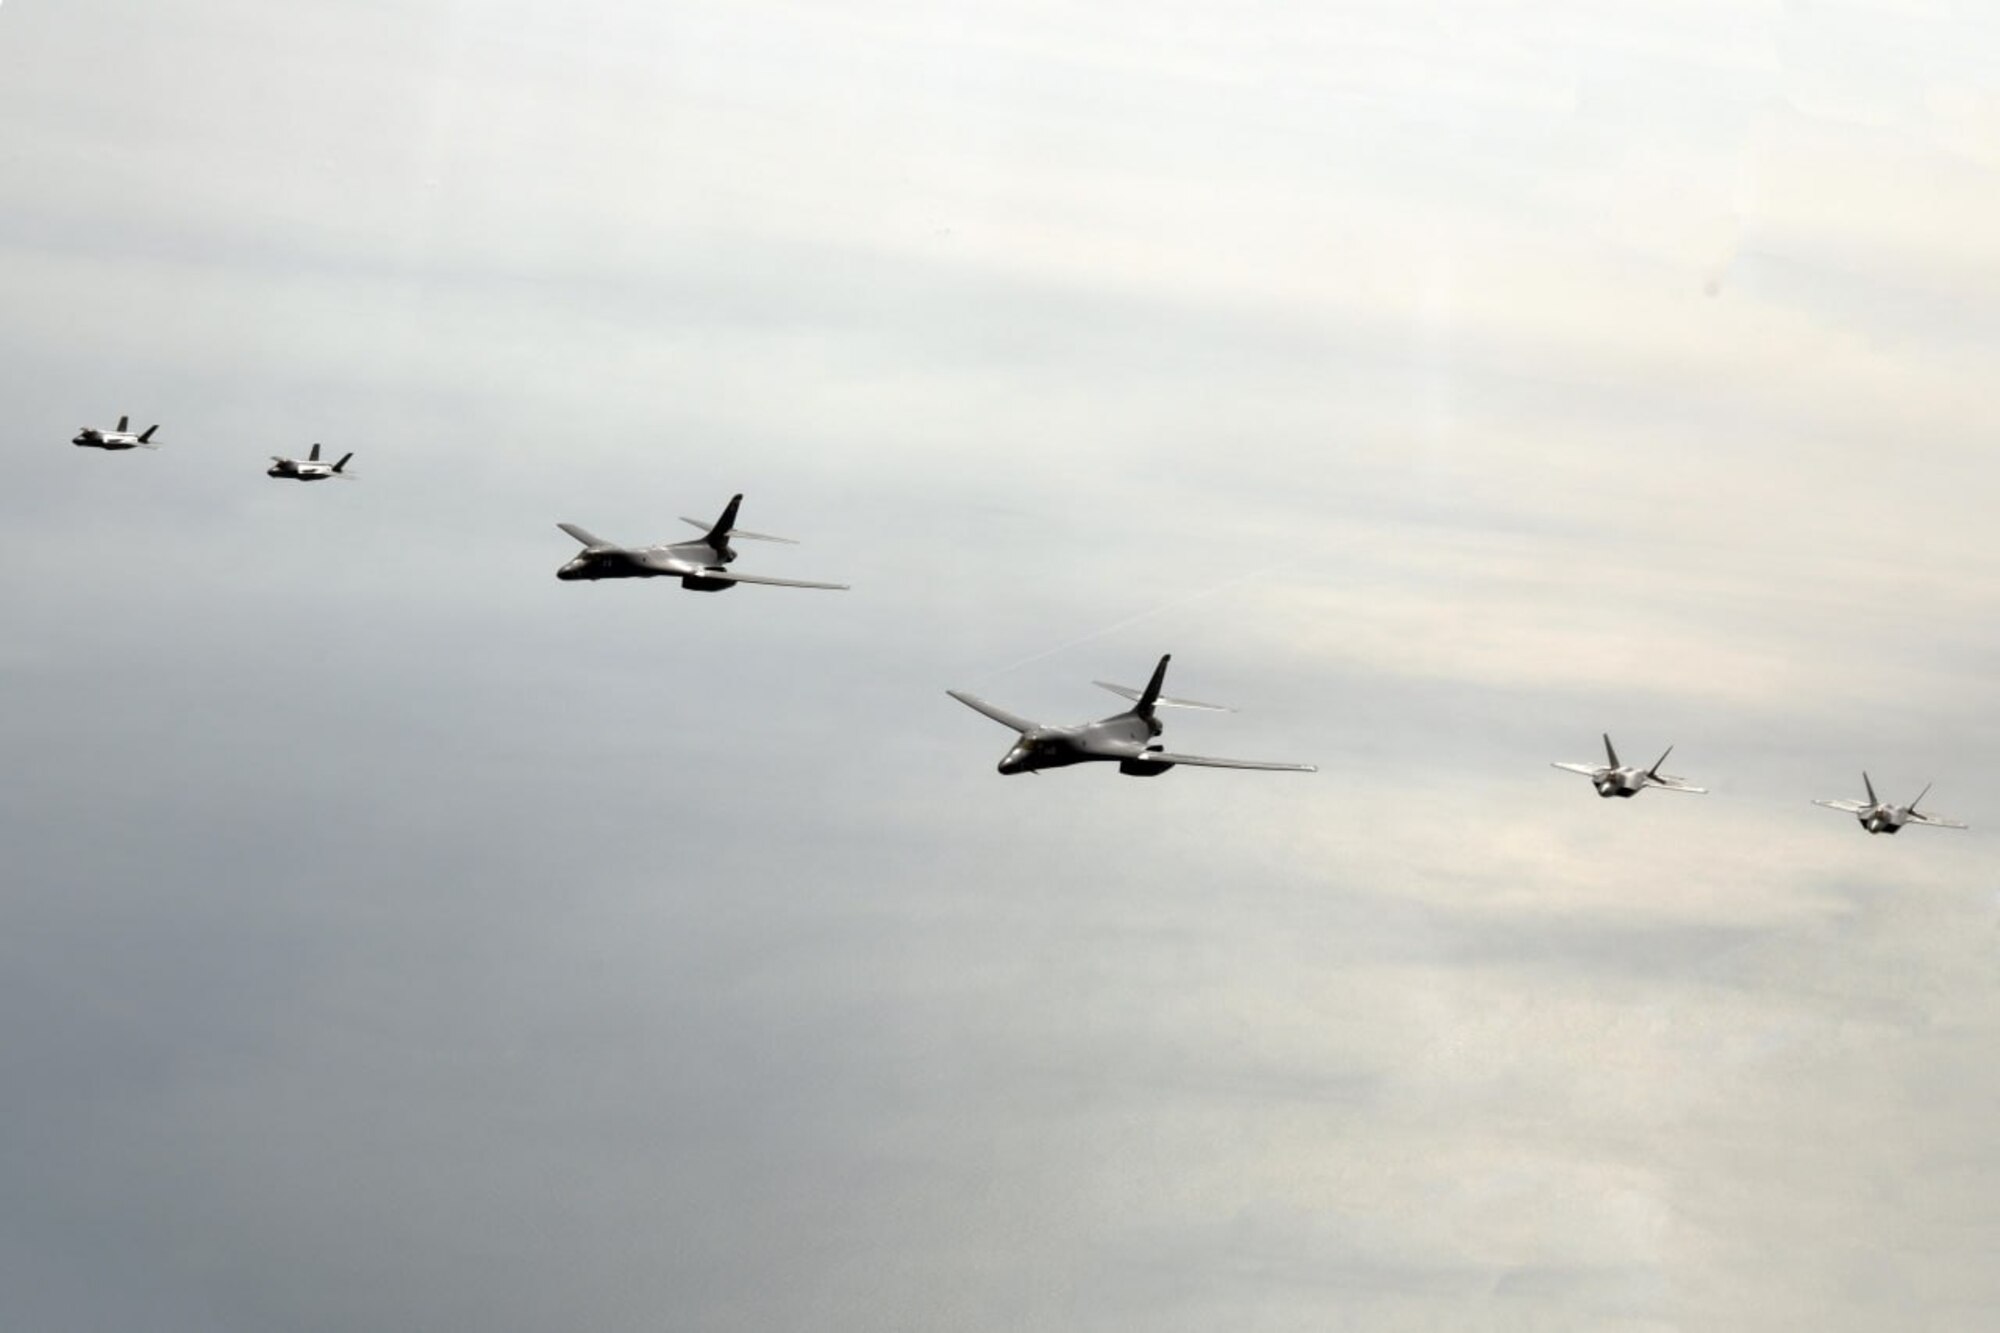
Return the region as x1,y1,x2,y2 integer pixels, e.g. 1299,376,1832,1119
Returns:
267,443,354,480
73,415,159,450
555,493,848,591
1814,774,1967,835
1552,734,1707,798
947,654,1317,776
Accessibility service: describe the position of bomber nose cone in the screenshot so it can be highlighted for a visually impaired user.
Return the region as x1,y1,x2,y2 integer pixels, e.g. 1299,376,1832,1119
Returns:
998,745,1030,775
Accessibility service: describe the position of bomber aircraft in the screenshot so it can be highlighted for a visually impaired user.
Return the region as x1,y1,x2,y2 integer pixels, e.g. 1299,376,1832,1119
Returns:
1552,734,1707,798
1814,774,1967,835
267,443,354,481
73,415,159,450
947,654,1316,776
555,493,847,591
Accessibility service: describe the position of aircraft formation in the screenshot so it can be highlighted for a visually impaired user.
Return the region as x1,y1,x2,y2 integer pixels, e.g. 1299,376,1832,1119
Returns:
69,416,1968,827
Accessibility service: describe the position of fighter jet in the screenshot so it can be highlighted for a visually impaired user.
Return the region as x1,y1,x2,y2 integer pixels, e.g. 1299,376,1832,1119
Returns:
267,443,353,480
1552,734,1707,798
1814,773,1967,835
73,415,159,450
947,654,1316,776
555,493,848,591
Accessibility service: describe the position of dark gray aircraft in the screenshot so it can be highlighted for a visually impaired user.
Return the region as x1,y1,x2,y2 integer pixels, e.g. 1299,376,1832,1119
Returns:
555,494,848,591
73,415,159,450
1552,734,1707,797
268,443,353,480
1814,774,1967,835
948,654,1317,776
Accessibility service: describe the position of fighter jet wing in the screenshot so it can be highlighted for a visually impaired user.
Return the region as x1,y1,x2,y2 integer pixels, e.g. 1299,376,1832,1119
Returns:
1642,775,1708,793
701,571,848,590
1144,751,1316,772
1551,763,1602,777
1813,799,1869,813
1907,811,1969,829
945,690,1035,735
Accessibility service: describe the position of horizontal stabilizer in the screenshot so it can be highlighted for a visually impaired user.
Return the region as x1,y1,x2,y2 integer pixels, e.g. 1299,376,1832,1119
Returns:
678,516,798,544
557,523,618,550
1551,762,1602,777
946,690,1035,734
1908,812,1970,830
1642,775,1707,794
1143,750,1316,772
1093,681,1230,711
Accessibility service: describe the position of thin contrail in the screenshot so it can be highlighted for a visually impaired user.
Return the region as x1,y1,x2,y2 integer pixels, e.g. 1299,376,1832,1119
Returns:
964,560,1296,686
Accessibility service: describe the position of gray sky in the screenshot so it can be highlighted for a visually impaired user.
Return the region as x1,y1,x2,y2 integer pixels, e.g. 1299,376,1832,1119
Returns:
4,1,2000,1328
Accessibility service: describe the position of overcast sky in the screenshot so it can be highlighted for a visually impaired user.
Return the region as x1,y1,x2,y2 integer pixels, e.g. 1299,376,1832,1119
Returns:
4,1,2000,1329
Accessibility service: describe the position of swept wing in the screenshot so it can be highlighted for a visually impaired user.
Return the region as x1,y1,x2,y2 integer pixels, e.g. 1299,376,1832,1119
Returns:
1092,681,1230,711
945,690,1035,734
1813,799,1870,813
700,570,848,590
1144,751,1316,772
557,523,619,551
678,516,798,544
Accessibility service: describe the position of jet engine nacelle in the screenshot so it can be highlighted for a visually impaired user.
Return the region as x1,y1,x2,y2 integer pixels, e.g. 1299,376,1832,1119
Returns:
1120,746,1174,777
681,573,737,592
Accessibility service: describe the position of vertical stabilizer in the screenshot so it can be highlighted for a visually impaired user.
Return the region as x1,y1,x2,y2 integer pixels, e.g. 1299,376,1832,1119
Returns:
1602,734,1620,768
333,452,354,473
1910,782,1932,813
1647,745,1674,779
309,442,322,462
1135,654,1171,718
139,425,158,443
705,493,745,549
116,415,129,432
1863,772,1878,806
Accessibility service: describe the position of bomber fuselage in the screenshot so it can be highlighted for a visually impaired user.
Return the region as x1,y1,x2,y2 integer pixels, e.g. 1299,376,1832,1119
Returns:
997,712,1161,775
557,538,735,587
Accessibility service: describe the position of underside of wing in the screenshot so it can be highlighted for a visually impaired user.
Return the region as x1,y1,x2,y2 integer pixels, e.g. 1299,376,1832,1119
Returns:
700,570,848,590
1644,775,1707,793
946,690,1035,734
1091,682,1231,711
1908,812,1969,829
1143,751,1316,772
1813,799,1869,813
1550,762,1601,777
